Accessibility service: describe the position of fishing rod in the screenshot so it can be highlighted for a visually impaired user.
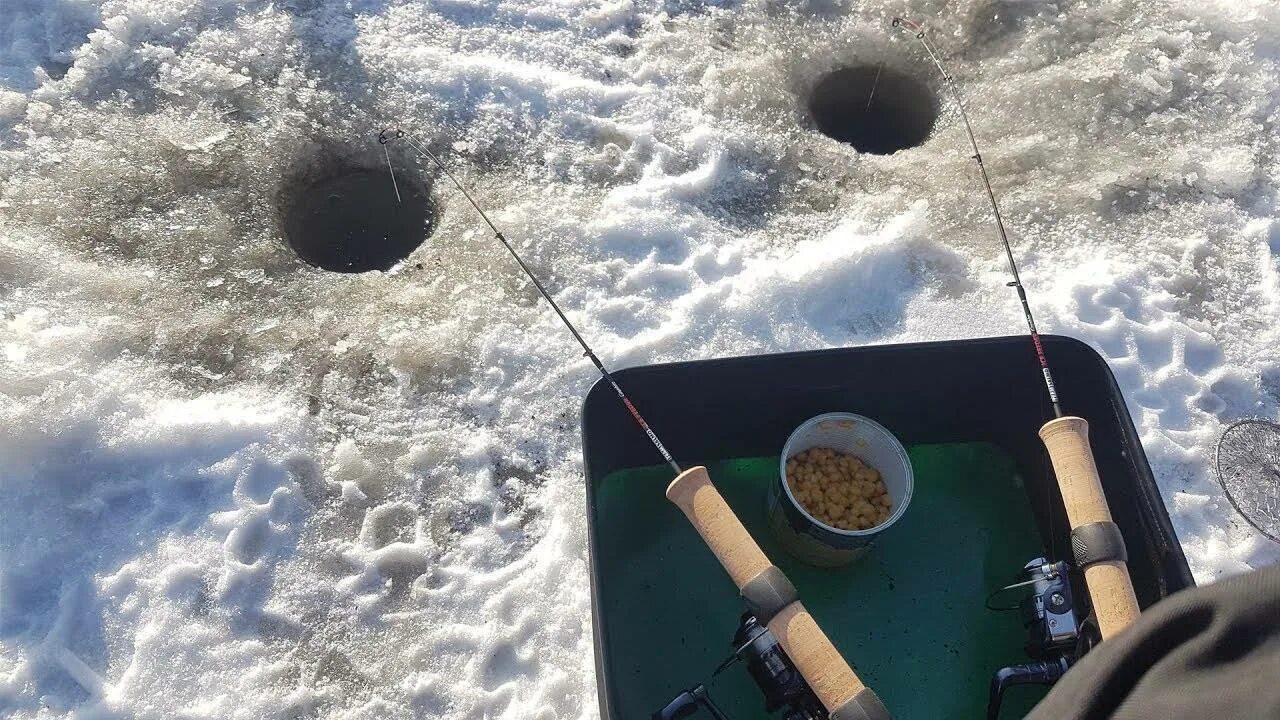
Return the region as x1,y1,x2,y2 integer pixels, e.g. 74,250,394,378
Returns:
890,17,1060,419
379,129,680,476
381,128,890,720
891,17,1140,642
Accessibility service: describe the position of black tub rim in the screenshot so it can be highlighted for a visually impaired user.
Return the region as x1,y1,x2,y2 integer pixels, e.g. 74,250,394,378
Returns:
580,334,1193,720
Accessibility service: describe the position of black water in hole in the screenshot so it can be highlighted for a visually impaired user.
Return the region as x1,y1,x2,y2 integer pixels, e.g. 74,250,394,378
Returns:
284,166,437,273
808,66,939,154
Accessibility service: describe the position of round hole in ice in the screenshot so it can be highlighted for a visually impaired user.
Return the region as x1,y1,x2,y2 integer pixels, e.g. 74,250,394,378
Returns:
283,163,439,273
808,66,939,154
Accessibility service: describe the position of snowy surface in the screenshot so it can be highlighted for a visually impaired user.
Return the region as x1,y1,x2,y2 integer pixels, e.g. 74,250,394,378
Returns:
2,0,1279,716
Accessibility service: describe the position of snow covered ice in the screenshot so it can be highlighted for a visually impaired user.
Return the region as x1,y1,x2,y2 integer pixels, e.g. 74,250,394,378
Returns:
2,0,1279,716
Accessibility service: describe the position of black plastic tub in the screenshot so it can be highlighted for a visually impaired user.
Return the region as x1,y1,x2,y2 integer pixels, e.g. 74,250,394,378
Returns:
582,335,1192,719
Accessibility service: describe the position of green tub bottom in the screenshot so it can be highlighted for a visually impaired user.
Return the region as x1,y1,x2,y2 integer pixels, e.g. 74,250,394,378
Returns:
594,442,1051,719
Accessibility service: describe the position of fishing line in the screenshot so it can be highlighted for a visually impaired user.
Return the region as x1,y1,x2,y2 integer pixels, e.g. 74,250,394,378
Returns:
892,17,1062,419
865,60,885,112
381,138,402,204
378,128,682,475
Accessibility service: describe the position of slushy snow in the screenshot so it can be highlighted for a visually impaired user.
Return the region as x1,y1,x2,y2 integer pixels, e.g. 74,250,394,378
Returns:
2,0,1279,717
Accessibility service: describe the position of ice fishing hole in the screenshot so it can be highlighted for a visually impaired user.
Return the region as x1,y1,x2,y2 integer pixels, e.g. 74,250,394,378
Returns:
808,66,939,154
283,162,438,273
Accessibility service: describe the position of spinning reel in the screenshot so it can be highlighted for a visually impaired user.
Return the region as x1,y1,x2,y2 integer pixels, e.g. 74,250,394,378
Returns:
656,556,1097,719
986,557,1097,719
654,613,824,720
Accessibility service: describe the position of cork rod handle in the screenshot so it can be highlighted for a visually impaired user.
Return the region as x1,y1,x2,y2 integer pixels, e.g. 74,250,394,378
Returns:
665,466,771,587
767,602,870,713
1039,416,1141,640
666,466,881,716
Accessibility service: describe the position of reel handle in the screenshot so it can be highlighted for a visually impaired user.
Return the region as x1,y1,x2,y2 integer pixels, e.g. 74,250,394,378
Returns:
666,466,889,719
1039,417,1141,640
